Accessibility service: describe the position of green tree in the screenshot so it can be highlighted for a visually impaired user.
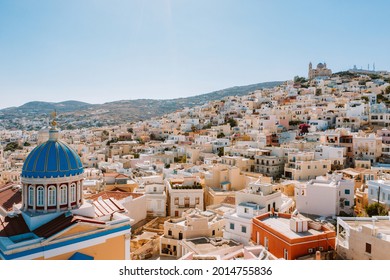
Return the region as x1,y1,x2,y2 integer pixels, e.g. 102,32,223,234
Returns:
127,127,133,133
227,118,237,127
217,147,224,157
294,76,307,84
377,94,388,103
101,130,109,141
23,141,31,147
202,123,212,129
4,142,21,152
217,132,225,138
365,203,388,217
361,96,369,102
289,120,303,126
191,125,197,133
385,85,390,95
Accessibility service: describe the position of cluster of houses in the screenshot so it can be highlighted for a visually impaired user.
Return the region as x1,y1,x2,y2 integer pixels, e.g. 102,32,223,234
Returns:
1,64,390,260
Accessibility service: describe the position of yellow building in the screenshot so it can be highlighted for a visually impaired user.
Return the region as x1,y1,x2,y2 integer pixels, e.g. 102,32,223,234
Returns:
0,122,131,260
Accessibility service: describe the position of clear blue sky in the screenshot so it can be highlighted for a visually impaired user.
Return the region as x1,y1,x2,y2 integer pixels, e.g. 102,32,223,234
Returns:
1,0,389,109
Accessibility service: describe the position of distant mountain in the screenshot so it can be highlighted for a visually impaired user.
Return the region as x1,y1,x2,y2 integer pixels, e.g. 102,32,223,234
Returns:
2,100,93,114
90,81,284,118
94,81,284,115
0,81,284,129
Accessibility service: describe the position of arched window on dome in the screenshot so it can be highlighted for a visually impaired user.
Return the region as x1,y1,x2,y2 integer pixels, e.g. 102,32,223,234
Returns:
60,185,67,205
48,186,56,206
37,186,44,206
28,186,34,206
70,184,76,203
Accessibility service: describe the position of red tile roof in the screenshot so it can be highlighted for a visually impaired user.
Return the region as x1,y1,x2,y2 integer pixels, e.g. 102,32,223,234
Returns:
33,213,105,239
92,198,125,217
103,172,120,177
222,196,236,205
0,215,30,237
0,185,22,211
89,191,143,201
115,174,129,179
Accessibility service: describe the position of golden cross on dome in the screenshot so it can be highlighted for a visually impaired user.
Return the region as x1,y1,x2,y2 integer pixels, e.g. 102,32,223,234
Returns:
51,110,57,127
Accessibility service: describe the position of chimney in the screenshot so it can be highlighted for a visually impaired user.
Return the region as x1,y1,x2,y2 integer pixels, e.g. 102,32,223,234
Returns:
315,251,321,260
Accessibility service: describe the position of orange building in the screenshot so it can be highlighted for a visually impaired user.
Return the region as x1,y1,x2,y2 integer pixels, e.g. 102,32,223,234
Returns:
251,213,336,260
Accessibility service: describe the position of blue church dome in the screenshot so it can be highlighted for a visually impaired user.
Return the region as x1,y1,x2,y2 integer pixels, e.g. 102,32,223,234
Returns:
22,129,83,179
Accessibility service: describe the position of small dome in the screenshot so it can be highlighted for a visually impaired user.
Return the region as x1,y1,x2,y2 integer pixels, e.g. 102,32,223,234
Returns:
22,136,83,179
317,63,325,69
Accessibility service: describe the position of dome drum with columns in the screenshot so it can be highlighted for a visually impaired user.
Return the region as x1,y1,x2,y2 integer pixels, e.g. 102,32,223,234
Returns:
21,117,85,214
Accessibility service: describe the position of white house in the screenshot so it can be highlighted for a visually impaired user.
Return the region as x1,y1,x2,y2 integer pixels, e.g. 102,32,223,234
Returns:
367,180,390,208
223,179,293,245
295,175,354,217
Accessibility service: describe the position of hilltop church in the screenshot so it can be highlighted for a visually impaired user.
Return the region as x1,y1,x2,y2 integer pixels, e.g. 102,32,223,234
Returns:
0,117,132,260
308,62,332,80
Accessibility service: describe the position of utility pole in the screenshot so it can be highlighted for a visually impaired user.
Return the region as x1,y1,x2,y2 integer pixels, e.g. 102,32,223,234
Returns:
377,185,381,215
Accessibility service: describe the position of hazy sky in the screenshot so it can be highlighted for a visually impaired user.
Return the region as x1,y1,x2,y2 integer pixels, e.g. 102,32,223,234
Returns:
1,0,389,109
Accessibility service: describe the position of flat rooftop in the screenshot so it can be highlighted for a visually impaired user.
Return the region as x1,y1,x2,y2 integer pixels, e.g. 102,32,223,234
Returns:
343,218,390,240
239,202,263,210
183,237,241,255
260,215,324,239
208,205,235,214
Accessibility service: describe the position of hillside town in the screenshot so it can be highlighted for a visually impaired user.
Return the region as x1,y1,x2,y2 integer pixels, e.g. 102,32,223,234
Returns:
1,63,390,260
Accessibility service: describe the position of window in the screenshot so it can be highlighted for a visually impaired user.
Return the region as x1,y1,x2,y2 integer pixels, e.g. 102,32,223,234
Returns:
345,200,350,206
168,230,172,236
212,230,215,236
60,185,67,205
365,243,372,254
344,189,350,195
323,165,327,168
230,223,235,230
308,248,314,253
195,197,200,204
184,197,190,207
28,186,34,206
48,186,56,206
37,186,44,206
244,208,249,213
241,226,247,233
264,237,269,250
70,184,77,203
284,249,288,260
